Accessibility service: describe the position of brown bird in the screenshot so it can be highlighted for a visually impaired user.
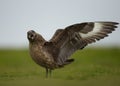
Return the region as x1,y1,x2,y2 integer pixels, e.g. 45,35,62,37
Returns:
27,21,119,77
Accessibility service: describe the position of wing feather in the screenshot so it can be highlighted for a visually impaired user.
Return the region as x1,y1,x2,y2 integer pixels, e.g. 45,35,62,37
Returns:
80,22,118,43
49,29,64,42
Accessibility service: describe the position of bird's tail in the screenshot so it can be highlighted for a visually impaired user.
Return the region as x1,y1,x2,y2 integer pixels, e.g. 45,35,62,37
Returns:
65,59,74,64
57,59,74,68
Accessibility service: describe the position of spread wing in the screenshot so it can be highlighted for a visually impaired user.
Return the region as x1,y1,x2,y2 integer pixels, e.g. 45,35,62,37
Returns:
50,22,119,65
49,29,64,42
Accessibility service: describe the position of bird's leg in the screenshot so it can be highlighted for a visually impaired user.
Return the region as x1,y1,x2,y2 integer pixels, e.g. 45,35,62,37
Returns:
46,68,52,78
46,68,48,78
49,69,52,77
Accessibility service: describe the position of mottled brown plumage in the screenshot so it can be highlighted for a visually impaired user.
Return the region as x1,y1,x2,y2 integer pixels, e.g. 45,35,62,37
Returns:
27,21,119,77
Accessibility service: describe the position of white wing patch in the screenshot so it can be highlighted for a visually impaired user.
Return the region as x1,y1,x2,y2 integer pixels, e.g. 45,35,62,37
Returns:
79,23,102,38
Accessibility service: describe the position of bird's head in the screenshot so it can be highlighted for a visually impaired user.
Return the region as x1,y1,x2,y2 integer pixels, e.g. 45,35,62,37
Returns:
27,30,37,42
27,30,45,44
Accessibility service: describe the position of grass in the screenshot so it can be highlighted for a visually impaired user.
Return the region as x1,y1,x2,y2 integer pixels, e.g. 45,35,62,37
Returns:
0,47,120,86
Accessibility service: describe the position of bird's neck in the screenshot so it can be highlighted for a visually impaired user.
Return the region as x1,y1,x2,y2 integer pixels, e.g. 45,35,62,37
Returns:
36,34,46,45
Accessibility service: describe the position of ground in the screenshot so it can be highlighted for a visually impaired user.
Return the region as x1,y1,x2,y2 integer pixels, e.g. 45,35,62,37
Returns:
0,47,120,86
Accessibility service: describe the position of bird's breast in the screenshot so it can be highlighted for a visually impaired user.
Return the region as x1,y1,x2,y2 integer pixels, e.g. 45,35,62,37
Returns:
29,44,57,69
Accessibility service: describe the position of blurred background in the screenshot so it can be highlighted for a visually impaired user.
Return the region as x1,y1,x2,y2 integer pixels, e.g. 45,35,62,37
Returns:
0,0,120,48
0,0,120,86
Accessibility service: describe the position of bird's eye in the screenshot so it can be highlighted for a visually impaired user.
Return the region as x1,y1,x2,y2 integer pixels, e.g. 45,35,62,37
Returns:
30,34,35,40
30,34,33,38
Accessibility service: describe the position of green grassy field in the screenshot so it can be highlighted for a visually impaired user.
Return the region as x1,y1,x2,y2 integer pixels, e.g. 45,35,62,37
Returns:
0,48,120,86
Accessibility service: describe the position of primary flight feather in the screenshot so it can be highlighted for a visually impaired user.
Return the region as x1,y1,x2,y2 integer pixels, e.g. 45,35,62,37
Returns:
27,21,119,77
